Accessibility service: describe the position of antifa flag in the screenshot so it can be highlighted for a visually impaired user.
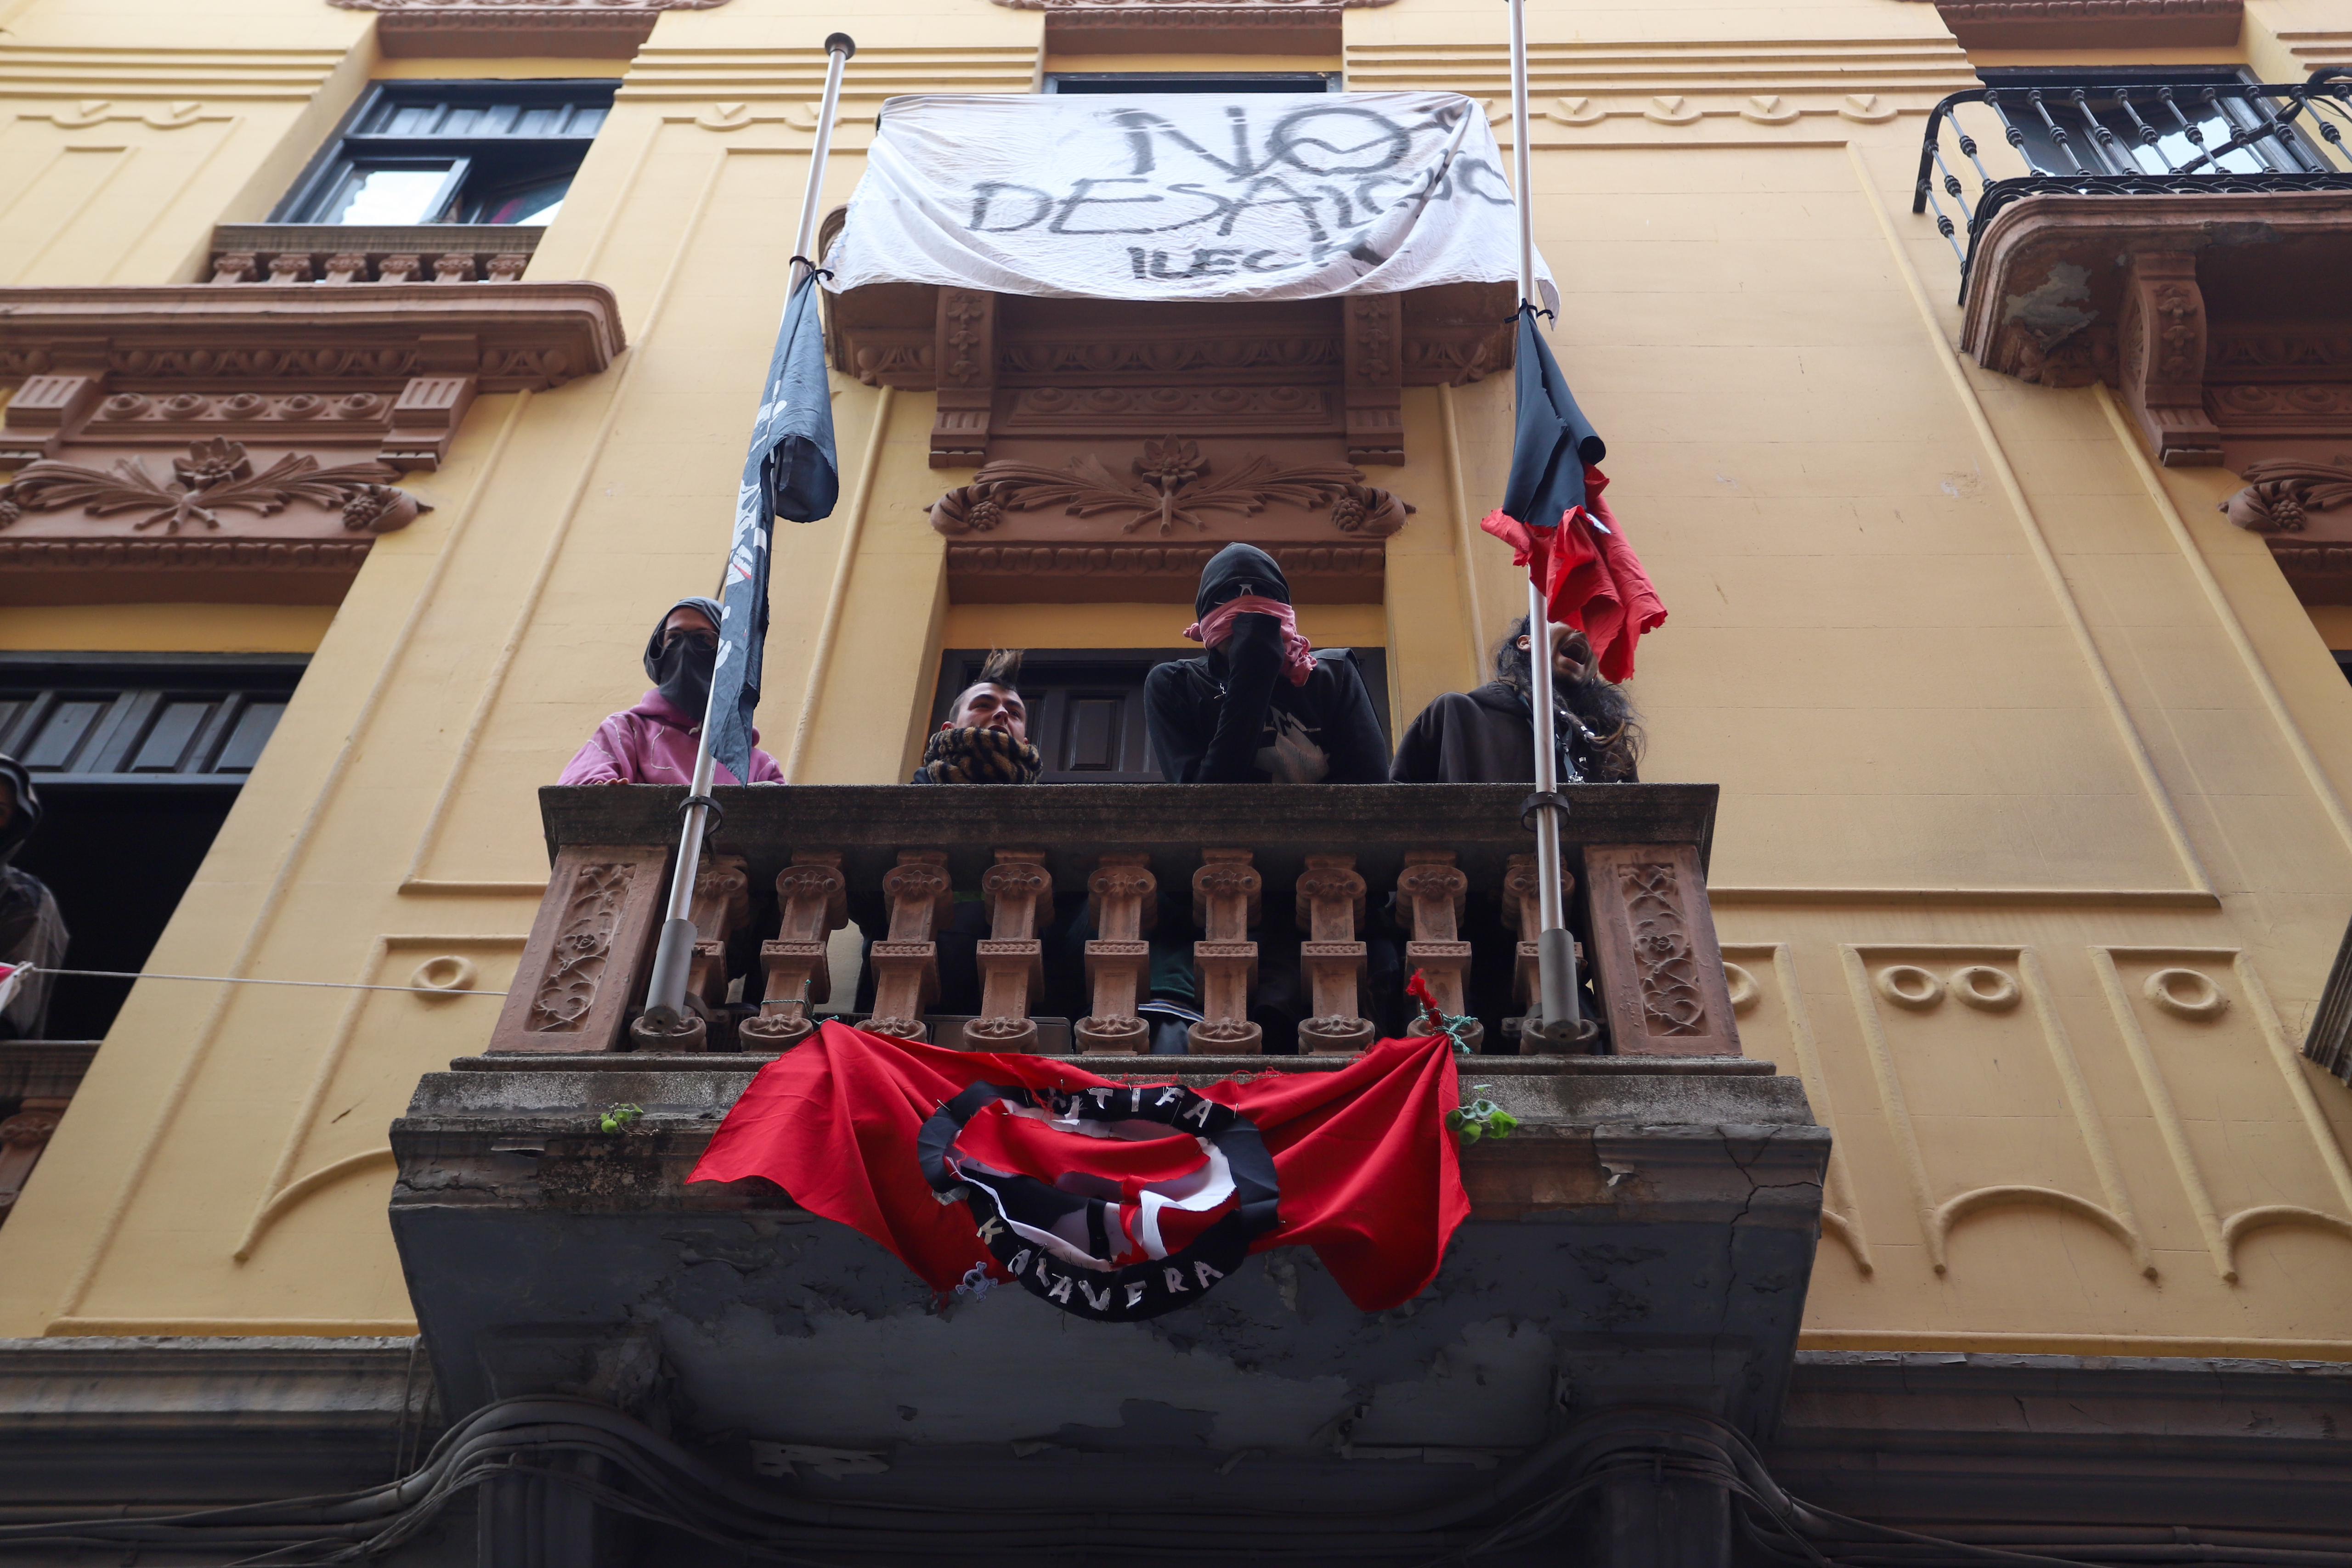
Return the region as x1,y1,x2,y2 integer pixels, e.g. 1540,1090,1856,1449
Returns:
688,1023,1470,1322
708,270,840,785
1479,307,1667,683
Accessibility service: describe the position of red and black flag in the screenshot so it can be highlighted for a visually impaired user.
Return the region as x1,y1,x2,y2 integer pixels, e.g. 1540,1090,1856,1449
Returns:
689,1023,1470,1321
1479,307,1667,682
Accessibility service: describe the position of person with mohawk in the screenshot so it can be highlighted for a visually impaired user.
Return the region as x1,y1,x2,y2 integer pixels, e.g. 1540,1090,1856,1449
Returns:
908,648,1040,785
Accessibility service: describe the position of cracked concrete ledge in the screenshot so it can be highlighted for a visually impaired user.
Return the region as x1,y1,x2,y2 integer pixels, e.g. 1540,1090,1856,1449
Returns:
389,1062,1829,1499
390,1066,1827,1224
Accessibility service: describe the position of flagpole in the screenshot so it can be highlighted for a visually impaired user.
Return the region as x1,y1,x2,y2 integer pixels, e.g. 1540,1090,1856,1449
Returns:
1507,0,1583,1048
640,31,855,1038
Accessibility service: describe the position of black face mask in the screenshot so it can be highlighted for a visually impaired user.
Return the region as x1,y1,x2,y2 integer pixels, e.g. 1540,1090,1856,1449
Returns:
652,636,715,719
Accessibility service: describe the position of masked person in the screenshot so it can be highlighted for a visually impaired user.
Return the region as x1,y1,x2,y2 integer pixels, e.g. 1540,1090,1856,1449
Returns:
1391,615,1643,786
0,756,68,1041
1391,616,1640,1049
1144,543,1389,785
910,649,1040,785
559,596,785,786
1143,545,1396,1049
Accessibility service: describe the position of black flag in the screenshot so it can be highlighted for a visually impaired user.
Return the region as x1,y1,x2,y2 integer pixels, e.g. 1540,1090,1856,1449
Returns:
710,271,839,784
1498,305,1605,533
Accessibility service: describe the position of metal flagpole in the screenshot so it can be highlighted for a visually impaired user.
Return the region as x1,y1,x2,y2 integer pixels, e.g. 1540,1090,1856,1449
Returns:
1507,0,1583,1047
641,32,855,1035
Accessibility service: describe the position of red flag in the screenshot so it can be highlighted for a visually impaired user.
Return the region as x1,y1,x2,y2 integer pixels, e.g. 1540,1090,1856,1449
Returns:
1481,465,1666,682
688,1021,1470,1315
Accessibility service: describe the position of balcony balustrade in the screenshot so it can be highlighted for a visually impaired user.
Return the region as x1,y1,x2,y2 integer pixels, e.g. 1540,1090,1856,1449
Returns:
486,783,1745,1063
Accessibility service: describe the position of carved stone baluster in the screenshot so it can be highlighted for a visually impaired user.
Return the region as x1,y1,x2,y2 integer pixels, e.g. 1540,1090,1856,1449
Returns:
433,254,478,284
1076,853,1155,1054
865,851,954,1041
740,852,848,1052
322,252,369,284
684,852,752,1019
1397,850,1483,1052
378,254,423,283
489,844,669,1054
1188,849,1262,1054
1503,852,1584,1054
0,1097,68,1226
210,251,258,284
1582,843,1743,1059
1295,854,1372,1053
266,254,313,285
967,849,1052,1052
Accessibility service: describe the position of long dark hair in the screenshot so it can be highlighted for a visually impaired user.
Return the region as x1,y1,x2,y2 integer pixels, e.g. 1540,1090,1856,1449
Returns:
1494,616,1644,783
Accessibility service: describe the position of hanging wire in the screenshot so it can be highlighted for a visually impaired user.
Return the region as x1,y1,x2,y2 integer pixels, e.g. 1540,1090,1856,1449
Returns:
17,966,506,998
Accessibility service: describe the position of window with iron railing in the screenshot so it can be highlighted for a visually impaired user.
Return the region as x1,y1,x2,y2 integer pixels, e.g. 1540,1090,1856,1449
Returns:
1914,67,2352,298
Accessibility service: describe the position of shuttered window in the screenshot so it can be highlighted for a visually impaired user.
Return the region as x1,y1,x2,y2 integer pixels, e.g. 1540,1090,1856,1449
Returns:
0,657,305,785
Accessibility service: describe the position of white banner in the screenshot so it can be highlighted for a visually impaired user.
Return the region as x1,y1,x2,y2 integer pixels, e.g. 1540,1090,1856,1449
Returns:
824,92,1555,309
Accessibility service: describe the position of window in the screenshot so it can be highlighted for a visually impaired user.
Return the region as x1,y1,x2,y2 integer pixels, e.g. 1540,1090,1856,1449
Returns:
1044,73,1342,96
0,656,306,1041
1976,69,2325,179
274,81,614,226
932,647,1390,784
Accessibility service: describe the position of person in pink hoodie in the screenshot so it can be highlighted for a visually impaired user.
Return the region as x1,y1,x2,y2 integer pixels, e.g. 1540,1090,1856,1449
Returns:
558,596,786,786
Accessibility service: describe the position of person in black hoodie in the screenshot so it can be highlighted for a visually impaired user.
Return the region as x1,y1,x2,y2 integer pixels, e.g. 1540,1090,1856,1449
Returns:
1391,615,1639,1049
1391,615,1643,786
0,756,67,1040
1142,545,1396,1050
1144,543,1390,784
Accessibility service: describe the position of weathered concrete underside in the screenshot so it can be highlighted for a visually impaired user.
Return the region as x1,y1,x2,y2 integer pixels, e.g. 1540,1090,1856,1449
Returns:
389,1059,1824,1555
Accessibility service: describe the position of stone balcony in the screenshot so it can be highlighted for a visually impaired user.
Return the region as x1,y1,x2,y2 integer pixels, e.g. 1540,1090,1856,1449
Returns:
389,783,1828,1562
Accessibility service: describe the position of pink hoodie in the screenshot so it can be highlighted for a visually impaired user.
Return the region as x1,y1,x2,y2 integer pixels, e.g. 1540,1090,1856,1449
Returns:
558,690,786,786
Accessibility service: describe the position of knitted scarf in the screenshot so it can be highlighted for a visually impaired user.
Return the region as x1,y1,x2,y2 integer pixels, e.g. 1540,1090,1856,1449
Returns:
912,725,1043,785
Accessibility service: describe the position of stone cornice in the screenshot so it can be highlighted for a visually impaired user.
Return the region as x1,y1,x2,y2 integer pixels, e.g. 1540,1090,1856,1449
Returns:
1908,0,2244,50
0,283,626,392
330,0,732,57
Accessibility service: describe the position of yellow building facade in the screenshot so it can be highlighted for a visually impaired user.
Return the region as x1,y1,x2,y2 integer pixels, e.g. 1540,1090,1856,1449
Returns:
3,0,2352,1556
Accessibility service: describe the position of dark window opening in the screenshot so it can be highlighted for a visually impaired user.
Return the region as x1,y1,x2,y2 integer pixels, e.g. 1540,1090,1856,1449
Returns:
932,646,1390,784
0,655,307,1042
2335,651,2352,687
1973,68,2323,178
1044,73,1342,96
273,81,615,226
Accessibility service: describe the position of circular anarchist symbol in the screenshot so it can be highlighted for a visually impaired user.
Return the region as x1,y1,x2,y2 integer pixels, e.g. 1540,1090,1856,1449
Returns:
917,1080,1280,1321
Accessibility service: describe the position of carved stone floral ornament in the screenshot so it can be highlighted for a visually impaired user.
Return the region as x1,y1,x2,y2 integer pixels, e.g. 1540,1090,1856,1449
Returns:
932,438,1410,540
0,282,620,604
0,438,423,537
2221,458,2352,604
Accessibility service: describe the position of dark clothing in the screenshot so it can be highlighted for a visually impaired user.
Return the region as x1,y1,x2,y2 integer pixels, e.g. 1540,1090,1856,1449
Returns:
1146,640,1390,784
1390,681,1637,786
1150,541,1390,785
907,726,1041,785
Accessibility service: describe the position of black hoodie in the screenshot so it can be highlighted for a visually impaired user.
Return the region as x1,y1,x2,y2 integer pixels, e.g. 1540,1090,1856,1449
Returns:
1143,544,1390,784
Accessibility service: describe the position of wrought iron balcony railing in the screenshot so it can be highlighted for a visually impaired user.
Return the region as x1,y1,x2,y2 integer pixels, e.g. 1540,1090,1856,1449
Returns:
1914,70,2352,301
